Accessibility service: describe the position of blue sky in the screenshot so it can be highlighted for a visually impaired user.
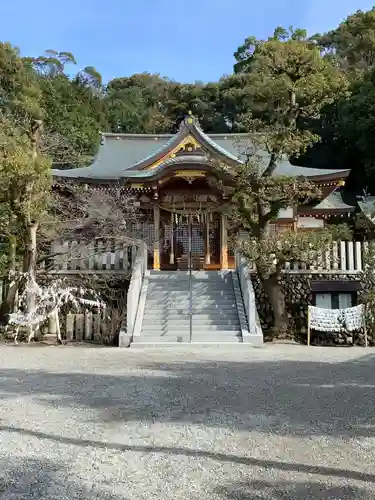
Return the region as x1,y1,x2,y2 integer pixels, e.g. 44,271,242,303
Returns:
1,0,374,83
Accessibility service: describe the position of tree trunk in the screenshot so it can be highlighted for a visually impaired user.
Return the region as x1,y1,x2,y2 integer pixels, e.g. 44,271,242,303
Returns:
23,222,39,314
22,121,43,316
0,280,19,324
0,236,18,324
260,273,289,338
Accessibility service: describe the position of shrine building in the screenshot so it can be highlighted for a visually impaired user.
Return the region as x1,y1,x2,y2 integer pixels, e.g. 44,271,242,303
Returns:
52,114,353,271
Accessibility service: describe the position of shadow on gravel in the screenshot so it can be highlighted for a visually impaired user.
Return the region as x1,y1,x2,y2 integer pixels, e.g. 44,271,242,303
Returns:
0,424,374,484
0,456,371,500
216,479,371,499
1,354,375,438
0,456,126,499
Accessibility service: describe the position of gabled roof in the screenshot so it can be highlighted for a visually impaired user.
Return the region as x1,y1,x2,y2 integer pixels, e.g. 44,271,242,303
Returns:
129,114,241,170
298,190,356,216
52,114,352,183
313,191,355,211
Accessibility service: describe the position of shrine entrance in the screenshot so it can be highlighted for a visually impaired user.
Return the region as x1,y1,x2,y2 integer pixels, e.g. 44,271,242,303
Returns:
159,211,221,270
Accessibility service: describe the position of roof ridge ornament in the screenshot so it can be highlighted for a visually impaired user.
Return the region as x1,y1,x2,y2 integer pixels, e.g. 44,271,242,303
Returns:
178,111,200,129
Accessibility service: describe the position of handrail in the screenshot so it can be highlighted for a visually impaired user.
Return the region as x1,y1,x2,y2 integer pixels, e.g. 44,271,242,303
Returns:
236,252,263,342
126,242,148,338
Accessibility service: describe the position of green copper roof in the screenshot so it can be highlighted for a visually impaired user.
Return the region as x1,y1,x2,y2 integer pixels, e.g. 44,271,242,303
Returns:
194,125,240,163
130,134,178,169
313,191,356,211
51,116,351,181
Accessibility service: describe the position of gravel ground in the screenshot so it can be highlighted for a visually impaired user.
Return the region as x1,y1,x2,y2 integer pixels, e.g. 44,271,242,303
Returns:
0,344,375,499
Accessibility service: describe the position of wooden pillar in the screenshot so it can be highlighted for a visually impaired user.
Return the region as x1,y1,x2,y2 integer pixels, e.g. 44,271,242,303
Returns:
169,211,175,265
153,204,160,270
204,212,211,265
220,213,228,270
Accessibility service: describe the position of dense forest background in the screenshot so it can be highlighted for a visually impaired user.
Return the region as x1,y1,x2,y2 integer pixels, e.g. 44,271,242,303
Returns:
3,7,375,187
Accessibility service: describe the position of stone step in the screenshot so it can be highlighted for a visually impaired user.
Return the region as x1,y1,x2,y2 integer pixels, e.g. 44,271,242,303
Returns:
148,289,235,292
148,280,234,284
142,321,241,329
148,281,233,285
142,314,240,320
147,287,234,296
141,325,241,333
145,298,238,304
144,308,238,314
143,311,239,324
142,326,242,333
144,306,238,311
145,298,236,303
146,298,236,308
147,284,233,289
131,341,244,347
140,270,248,340
147,282,233,285
137,332,242,340
149,272,232,278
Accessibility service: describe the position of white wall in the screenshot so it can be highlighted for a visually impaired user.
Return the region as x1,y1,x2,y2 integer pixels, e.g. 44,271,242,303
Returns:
297,217,324,229
277,207,294,219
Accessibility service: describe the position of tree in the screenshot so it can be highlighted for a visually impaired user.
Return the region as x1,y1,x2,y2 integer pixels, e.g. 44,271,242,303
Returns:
228,27,348,151
222,28,349,336
105,73,174,133
0,44,146,336
0,43,51,318
313,7,375,72
104,73,228,134
223,157,349,336
298,8,375,182
332,67,375,182
28,49,105,166
0,117,51,317
43,182,143,269
165,82,229,133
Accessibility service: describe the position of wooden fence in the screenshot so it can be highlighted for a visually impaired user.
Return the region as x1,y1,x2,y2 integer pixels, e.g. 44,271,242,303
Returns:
40,240,139,272
0,241,369,288
247,241,365,274
64,310,123,343
43,239,366,274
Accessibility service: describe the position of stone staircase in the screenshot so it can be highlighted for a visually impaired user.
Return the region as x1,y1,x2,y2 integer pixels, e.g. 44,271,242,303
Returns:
132,270,249,345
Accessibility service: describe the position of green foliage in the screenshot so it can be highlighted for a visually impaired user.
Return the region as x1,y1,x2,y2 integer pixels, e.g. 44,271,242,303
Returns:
105,73,175,134
335,68,375,179
104,73,230,135
218,28,354,335
313,7,375,72
360,241,375,334
229,27,348,161
0,42,43,126
0,117,51,225
38,73,103,164
227,159,331,272
0,44,51,280
240,227,343,275
303,7,375,183
29,51,105,166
